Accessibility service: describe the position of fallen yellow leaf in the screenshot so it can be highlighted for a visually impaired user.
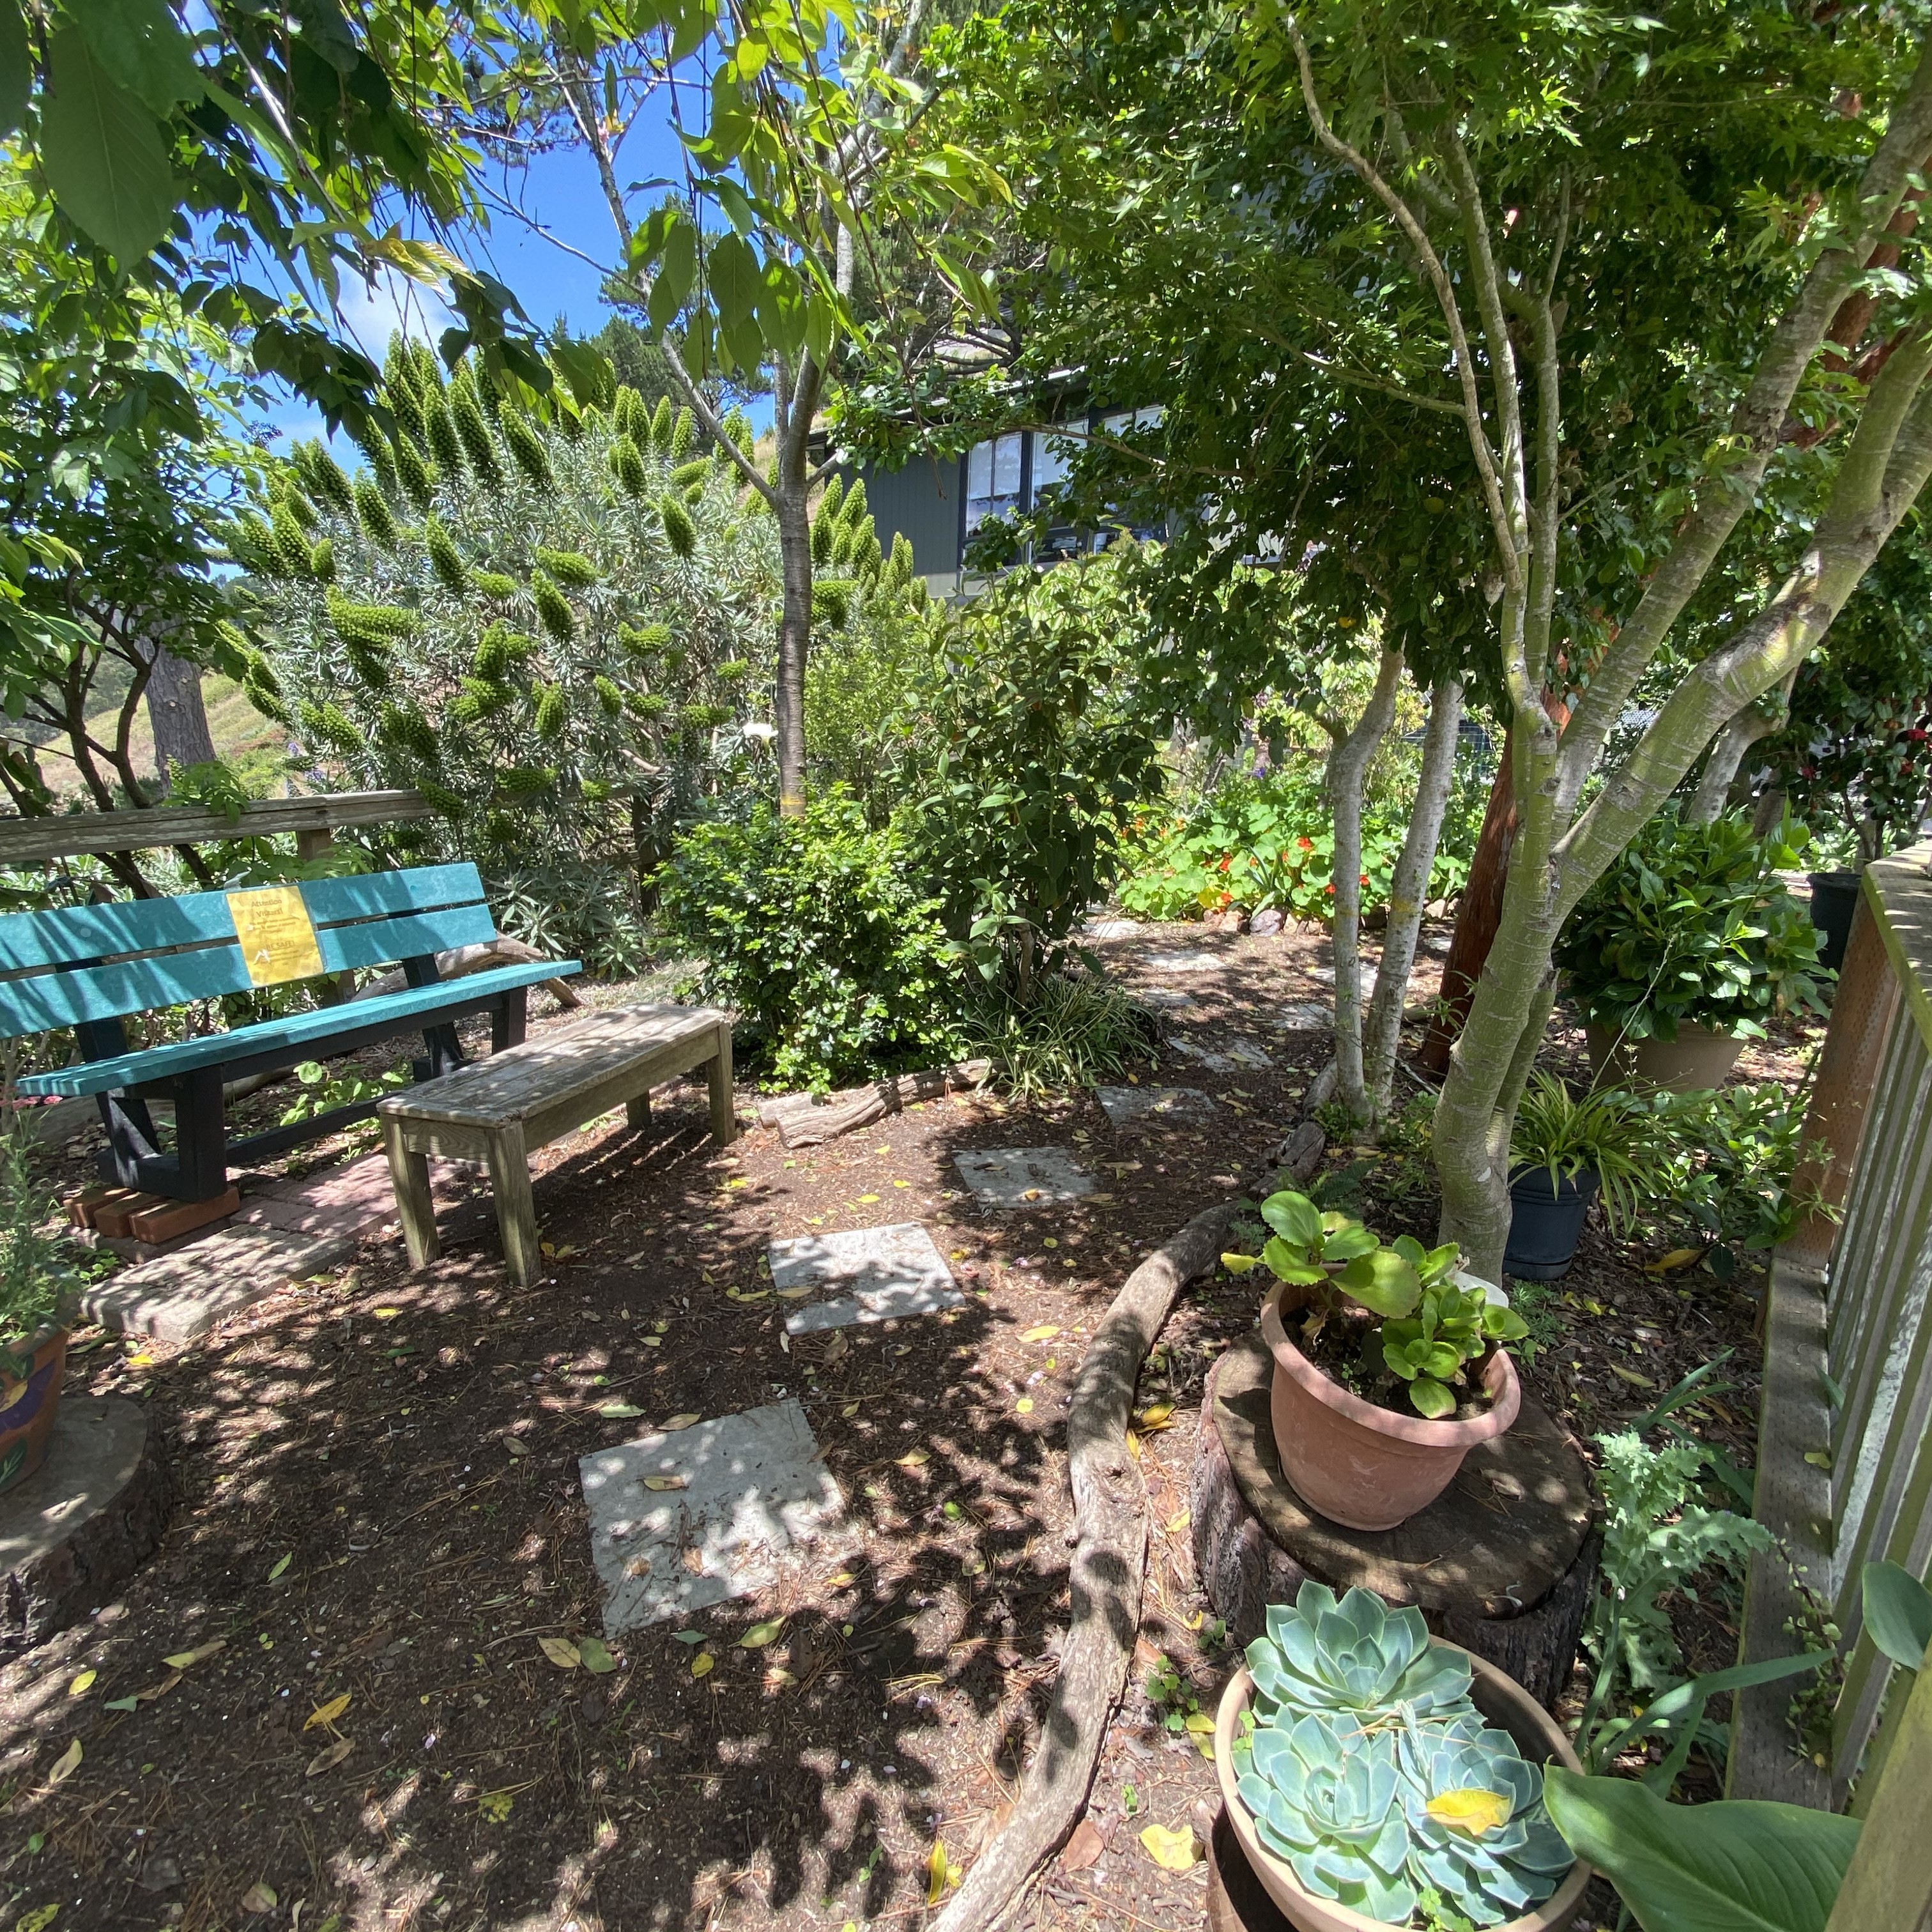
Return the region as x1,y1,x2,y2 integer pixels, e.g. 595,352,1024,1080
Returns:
643,1475,687,1491
539,1637,581,1669
1427,1788,1513,1836
739,1618,786,1649
46,1738,82,1787
1609,1364,1658,1389
1124,1430,1142,1460
1138,1823,1199,1871
857,1193,881,1204
826,1571,855,1588
1021,1324,1061,1343
305,1692,351,1730
691,1651,716,1678
161,1639,226,1671
1137,1404,1175,1431
896,1447,930,1467
1015,1397,1034,1414
926,1837,963,1904
661,1414,702,1432
1221,1253,1259,1274
1165,1510,1192,1535
1645,1248,1705,1275
67,1669,95,1697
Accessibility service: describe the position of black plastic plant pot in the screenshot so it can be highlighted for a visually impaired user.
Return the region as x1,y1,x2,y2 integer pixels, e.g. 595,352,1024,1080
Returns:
1809,869,1861,976
1504,1164,1600,1281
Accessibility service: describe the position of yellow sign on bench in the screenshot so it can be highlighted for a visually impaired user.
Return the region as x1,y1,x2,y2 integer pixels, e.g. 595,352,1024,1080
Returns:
227,886,325,987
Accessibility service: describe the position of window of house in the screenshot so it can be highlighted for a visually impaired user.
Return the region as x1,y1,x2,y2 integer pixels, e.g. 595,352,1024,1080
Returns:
964,434,1023,535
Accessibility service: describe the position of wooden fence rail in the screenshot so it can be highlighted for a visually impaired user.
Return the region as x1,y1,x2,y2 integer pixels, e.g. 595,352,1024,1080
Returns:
1735,847,1932,1813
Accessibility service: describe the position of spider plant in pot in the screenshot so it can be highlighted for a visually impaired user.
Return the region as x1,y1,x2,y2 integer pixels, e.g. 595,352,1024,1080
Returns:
1504,1075,1659,1282
1223,1192,1528,1531
1216,1582,1587,1932
0,1130,79,1494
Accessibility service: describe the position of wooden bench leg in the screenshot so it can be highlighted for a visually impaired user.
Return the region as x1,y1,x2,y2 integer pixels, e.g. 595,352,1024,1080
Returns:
484,1121,542,1286
625,1090,652,1133
383,1116,440,1271
707,1025,737,1147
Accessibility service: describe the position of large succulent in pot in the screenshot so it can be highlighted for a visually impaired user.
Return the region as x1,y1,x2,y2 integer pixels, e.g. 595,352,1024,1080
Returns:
1233,1584,1575,1928
1250,1584,1472,1723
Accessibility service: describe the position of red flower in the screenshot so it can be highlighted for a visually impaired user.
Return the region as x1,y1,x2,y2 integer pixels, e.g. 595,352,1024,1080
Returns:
1298,836,1314,850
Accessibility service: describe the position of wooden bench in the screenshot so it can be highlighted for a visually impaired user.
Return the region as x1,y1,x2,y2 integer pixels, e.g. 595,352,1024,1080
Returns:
2,864,581,1207
378,1004,736,1285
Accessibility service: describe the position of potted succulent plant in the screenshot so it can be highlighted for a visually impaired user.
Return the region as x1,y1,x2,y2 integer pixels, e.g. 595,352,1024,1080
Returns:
1504,1075,1658,1282
0,1130,77,1494
1224,1192,1527,1531
1217,1583,1588,1932
1555,807,1830,1092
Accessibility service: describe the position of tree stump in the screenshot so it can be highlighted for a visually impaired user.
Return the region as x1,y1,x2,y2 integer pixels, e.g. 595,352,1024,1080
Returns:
0,1397,171,1657
1192,1333,1598,1709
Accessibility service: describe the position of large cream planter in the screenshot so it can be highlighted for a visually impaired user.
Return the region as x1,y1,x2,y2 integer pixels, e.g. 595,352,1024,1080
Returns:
1214,1652,1590,1932
1583,1021,1745,1094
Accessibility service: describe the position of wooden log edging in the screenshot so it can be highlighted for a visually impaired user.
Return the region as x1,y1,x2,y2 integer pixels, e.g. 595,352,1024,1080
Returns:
932,1200,1237,1932
756,1061,992,1149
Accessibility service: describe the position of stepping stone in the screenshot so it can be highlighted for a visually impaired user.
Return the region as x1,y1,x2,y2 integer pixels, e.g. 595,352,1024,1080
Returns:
1139,988,1203,1017
953,1147,1096,1207
769,1223,963,1334
579,1399,850,1634
1147,949,1223,973
79,1224,353,1343
1307,965,1379,995
1280,1002,1336,1031
1096,1085,1214,1127
1077,919,1138,941
1166,1036,1275,1071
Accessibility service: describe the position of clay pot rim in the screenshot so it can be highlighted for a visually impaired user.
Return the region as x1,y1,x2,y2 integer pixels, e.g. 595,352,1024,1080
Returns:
1259,1284,1521,1449
0,1321,68,1366
1213,1656,1592,1932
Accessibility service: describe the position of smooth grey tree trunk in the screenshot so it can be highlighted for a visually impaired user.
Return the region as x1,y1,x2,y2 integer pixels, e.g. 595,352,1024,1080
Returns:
1326,648,1404,1121
1363,676,1464,1124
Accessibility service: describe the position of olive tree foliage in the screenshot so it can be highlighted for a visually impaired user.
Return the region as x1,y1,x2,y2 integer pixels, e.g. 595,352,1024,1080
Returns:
1248,3,1932,1276
239,338,923,967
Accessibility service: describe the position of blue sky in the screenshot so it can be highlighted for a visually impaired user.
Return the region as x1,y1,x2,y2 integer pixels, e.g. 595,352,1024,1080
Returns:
261,75,765,452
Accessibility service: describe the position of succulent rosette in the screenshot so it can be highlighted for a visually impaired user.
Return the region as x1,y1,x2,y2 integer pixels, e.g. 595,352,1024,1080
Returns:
1248,1583,1473,1724
1237,1711,1420,1924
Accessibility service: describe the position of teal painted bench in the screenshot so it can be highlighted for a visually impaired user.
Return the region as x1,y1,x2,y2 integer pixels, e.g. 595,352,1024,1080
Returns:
1,863,581,1203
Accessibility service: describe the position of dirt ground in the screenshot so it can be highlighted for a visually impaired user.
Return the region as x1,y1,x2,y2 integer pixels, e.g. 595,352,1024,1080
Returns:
0,919,1819,1932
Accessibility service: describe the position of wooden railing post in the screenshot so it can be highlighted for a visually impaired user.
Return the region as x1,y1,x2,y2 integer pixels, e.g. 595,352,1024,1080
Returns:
1788,882,1902,1273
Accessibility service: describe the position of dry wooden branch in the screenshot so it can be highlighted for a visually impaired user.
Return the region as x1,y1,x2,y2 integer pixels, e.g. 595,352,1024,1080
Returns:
355,935,583,1009
931,1199,1236,1932
755,1061,992,1147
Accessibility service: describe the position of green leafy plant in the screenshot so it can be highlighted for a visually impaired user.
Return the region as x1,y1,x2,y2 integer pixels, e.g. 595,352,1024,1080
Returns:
1510,1073,1661,1237
0,1130,75,1364
1556,808,1831,1045
1234,1584,1574,1926
1119,753,1484,926
1225,1191,1526,1418
657,792,972,1091
1643,1083,1820,1276
278,1061,411,1145
967,973,1154,1101
1542,1768,1859,1932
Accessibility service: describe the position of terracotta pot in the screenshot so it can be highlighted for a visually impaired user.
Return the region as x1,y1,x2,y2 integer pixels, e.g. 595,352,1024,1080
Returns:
0,1324,68,1495
1260,1283,1519,1532
1583,1021,1744,1094
1214,1653,1590,1932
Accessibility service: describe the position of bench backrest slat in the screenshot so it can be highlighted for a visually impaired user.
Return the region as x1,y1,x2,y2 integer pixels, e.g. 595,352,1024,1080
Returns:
0,862,498,1041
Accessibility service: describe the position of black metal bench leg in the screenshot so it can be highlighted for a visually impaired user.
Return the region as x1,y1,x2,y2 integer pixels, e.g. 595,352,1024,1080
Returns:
95,1092,161,1190
493,986,527,1053
172,1066,229,1200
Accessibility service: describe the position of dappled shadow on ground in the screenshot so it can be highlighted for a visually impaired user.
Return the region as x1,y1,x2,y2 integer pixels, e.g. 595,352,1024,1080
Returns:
0,929,1349,1932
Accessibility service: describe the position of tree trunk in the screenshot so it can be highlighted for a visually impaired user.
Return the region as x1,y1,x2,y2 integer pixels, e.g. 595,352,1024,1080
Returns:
142,634,217,783
1687,701,1781,825
1326,649,1404,1122
1363,677,1463,1123
1417,693,1570,1079
774,460,813,816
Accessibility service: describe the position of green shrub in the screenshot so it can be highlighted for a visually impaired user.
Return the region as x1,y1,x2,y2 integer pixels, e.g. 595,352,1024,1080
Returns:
657,794,972,1090
1556,807,1830,1041
968,972,1154,1101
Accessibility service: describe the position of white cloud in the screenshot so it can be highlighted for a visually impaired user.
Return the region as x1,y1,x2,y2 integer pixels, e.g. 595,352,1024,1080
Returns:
331,264,456,362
